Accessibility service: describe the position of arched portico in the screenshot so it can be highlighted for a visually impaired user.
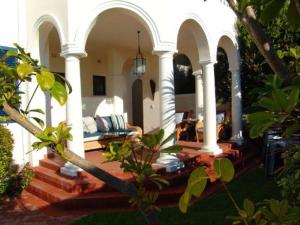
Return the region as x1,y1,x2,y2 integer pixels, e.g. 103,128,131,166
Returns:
176,17,222,154
217,33,243,145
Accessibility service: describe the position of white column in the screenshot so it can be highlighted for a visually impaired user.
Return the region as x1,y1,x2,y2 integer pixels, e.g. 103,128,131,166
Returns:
201,61,222,154
158,51,176,146
230,67,243,145
60,51,86,176
193,69,204,121
155,51,183,172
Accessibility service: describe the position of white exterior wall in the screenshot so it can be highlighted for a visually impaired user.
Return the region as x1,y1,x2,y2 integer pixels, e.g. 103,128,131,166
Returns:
0,0,239,165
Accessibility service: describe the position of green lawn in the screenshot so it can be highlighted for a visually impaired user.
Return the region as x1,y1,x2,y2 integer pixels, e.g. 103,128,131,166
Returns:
72,167,280,225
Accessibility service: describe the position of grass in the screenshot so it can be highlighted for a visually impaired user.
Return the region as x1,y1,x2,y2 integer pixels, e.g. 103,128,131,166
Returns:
72,167,280,225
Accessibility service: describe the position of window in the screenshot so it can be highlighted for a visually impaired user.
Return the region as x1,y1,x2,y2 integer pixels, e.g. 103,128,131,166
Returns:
93,75,106,96
0,46,17,118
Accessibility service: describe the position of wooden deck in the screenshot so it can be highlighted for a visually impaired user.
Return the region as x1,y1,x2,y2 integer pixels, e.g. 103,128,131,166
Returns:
17,140,261,217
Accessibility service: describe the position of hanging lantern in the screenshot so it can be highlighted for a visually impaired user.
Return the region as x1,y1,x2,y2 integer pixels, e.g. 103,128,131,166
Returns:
134,30,146,76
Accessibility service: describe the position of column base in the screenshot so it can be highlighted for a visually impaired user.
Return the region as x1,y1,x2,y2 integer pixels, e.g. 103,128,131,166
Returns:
155,153,185,173
200,144,223,155
60,162,82,177
230,135,244,146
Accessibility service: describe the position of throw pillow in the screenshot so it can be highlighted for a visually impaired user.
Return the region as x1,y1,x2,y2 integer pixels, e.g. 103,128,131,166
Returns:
82,116,97,133
95,115,111,132
111,114,126,130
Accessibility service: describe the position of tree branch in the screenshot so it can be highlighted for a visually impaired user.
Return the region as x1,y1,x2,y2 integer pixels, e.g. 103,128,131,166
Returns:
294,0,300,15
226,0,291,80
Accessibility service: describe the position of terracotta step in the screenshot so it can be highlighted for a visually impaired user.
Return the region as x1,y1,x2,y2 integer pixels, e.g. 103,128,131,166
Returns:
27,178,78,204
20,190,51,211
33,166,107,194
39,158,62,172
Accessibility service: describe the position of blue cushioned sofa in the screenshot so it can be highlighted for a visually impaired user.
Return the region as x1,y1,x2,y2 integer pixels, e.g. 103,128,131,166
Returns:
83,114,142,151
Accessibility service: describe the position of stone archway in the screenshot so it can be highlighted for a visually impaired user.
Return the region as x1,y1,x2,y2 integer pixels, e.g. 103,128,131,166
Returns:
82,8,157,132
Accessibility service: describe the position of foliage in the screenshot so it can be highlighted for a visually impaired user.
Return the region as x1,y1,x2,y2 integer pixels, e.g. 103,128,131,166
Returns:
0,124,14,195
0,124,33,197
103,129,181,213
227,1,300,224
238,10,300,110
247,75,300,138
32,122,73,155
228,198,300,225
0,44,73,161
239,0,300,30
0,43,71,125
178,158,235,213
277,146,300,206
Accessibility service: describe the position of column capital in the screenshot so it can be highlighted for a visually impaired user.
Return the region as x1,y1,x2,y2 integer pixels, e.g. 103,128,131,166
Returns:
192,69,203,77
60,43,87,58
199,60,217,67
153,50,177,58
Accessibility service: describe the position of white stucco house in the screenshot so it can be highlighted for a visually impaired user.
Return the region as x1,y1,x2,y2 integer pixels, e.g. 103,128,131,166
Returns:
0,0,243,173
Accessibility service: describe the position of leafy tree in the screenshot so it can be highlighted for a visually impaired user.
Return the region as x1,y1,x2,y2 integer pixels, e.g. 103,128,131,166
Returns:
238,4,300,110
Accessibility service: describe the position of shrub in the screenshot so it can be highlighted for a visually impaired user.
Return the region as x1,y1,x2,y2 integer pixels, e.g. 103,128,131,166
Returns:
0,124,34,198
0,124,14,196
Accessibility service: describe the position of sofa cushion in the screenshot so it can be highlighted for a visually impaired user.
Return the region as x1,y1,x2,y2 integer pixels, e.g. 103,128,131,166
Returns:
111,114,126,130
83,131,105,142
95,115,113,132
82,116,98,133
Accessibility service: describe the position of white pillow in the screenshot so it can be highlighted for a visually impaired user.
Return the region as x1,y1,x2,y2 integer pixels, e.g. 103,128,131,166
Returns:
175,113,184,124
216,113,225,124
82,116,97,133
95,115,110,132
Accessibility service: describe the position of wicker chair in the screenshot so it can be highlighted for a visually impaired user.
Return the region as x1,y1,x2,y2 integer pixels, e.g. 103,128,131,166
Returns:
195,121,224,142
175,109,193,141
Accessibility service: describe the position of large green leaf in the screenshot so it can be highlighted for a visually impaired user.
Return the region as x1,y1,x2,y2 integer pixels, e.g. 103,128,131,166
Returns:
160,145,181,154
272,89,288,111
243,199,255,217
258,97,281,112
286,87,299,112
187,167,208,197
214,158,235,182
36,69,55,91
50,80,68,105
31,117,45,128
155,129,164,144
250,121,275,138
247,111,274,124
178,191,191,213
260,0,286,25
160,132,176,147
17,62,33,80
283,124,300,138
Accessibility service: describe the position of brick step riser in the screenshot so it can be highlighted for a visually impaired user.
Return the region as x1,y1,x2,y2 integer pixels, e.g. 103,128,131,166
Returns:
39,159,61,172
55,196,130,210
34,170,87,193
27,184,63,204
